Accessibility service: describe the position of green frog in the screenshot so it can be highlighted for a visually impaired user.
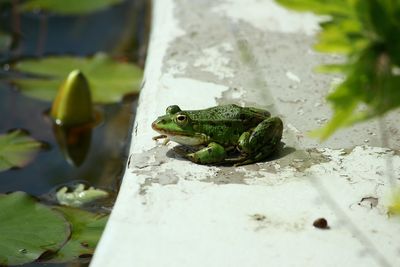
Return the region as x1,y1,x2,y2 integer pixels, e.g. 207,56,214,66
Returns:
152,104,283,166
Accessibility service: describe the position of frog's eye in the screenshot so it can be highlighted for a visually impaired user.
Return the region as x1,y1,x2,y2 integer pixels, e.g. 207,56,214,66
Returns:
166,105,181,115
175,114,187,124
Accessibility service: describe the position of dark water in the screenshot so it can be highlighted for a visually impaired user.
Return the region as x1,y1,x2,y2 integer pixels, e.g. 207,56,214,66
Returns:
0,1,148,265
0,0,148,196
0,0,149,61
0,82,137,196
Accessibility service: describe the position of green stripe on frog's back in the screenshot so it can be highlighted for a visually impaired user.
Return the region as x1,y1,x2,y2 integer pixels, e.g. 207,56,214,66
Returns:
186,104,270,122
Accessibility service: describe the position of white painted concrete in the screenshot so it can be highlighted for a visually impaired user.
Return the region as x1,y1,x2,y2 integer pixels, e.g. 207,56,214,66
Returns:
91,0,400,266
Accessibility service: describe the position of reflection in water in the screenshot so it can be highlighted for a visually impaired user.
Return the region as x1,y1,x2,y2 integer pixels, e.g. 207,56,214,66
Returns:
53,124,92,167
0,0,148,196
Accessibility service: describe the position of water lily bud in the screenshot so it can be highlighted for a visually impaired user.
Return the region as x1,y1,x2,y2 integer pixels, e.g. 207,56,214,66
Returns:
51,70,93,127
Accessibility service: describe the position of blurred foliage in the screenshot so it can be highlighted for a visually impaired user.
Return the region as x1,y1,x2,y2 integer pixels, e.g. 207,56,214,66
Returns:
0,192,70,265
388,188,400,216
276,0,400,140
0,31,11,52
0,130,43,172
20,0,123,15
12,53,143,104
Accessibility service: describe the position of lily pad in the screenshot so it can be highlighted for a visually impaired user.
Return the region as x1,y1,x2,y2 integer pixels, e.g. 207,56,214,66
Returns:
13,53,143,104
46,206,109,262
0,192,70,266
0,130,43,172
20,0,123,15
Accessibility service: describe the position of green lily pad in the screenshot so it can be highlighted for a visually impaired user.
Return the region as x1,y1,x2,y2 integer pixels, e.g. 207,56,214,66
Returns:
0,130,43,172
46,206,109,262
20,0,123,15
13,53,143,104
0,192,70,266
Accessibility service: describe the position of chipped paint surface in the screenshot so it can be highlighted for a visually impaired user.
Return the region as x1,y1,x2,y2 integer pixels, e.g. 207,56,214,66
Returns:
212,0,322,35
92,0,400,266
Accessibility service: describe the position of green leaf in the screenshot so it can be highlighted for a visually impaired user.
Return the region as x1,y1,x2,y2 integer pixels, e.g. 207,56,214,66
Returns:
277,0,400,140
12,53,143,104
0,192,70,265
388,187,400,216
315,63,349,73
46,206,108,262
20,0,123,15
275,0,353,16
315,18,368,54
0,130,42,172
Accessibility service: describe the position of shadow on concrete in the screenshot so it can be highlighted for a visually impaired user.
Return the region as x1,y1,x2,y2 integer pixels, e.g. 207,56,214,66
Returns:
165,142,296,166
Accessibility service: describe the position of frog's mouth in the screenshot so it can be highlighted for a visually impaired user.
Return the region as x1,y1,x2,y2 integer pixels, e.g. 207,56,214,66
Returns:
152,124,207,146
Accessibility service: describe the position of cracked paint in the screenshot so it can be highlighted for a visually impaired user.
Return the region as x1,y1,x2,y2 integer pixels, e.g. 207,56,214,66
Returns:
92,0,400,266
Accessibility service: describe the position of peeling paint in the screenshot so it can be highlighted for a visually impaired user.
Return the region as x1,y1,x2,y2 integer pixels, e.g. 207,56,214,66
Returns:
93,0,400,266
286,71,301,83
193,43,235,80
211,0,322,36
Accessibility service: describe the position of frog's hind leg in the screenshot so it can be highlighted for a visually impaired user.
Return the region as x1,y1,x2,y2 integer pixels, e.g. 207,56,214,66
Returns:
186,142,226,165
238,117,283,162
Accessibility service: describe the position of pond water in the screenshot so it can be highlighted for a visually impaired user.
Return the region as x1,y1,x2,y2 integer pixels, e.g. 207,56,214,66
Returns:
0,0,148,265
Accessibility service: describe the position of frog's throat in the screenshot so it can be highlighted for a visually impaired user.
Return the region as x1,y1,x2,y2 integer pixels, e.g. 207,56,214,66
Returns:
168,134,207,146
158,131,209,146
152,123,210,145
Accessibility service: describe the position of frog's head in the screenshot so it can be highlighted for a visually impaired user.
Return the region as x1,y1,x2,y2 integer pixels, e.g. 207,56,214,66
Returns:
152,105,207,146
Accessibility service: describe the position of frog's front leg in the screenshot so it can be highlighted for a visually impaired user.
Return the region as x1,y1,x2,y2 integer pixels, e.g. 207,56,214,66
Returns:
186,142,226,164
237,117,283,164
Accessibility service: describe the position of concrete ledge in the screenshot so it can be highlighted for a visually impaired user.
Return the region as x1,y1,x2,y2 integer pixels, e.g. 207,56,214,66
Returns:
91,0,400,266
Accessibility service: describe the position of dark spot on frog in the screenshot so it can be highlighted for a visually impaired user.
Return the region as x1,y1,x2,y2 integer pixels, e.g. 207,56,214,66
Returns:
313,218,329,229
239,114,246,120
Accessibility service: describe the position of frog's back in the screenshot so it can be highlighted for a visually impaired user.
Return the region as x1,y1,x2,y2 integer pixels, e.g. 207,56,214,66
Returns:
186,104,270,122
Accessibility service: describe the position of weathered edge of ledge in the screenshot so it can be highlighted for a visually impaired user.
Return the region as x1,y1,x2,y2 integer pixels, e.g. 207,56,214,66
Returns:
91,0,400,266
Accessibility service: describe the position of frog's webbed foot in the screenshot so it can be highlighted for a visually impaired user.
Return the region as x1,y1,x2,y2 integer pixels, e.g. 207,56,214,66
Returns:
152,134,170,145
233,159,254,167
230,152,266,166
186,142,226,165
